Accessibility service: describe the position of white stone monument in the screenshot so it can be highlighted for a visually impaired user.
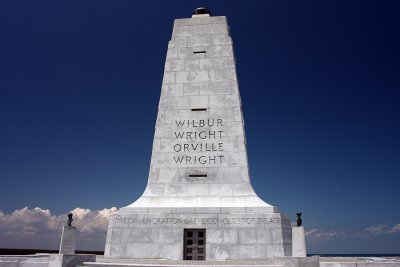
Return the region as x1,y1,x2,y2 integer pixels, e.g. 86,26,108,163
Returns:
105,8,293,261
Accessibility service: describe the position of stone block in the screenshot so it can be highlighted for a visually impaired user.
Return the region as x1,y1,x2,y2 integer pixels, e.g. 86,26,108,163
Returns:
190,25,209,36
158,168,180,183
225,94,241,107
200,57,230,70
188,35,211,47
167,84,184,96
177,47,192,59
213,81,234,94
165,183,185,196
199,82,214,95
183,83,199,95
145,183,165,196
207,24,225,35
209,69,225,82
159,96,189,110
0,258,18,267
209,183,233,196
59,226,75,254
159,243,182,260
209,244,231,260
184,59,200,71
292,226,307,257
169,37,187,48
228,151,248,167
162,71,175,84
173,18,190,27
0,257,48,267
208,45,233,58
154,123,171,138
48,254,95,267
189,16,212,26
166,47,177,59
164,59,185,71
191,70,209,83
127,243,160,258
185,183,210,196
172,197,197,208
165,109,190,121
227,121,243,136
232,244,266,259
212,35,232,45
209,95,226,108
232,183,254,196
209,108,235,121
211,16,227,25
189,95,208,109
175,71,190,83
218,166,242,183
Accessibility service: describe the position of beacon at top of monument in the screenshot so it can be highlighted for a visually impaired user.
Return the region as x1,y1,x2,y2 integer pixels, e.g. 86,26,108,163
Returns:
192,7,212,16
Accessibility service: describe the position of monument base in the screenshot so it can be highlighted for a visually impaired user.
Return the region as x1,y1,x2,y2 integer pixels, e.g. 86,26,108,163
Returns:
105,207,292,260
49,254,96,267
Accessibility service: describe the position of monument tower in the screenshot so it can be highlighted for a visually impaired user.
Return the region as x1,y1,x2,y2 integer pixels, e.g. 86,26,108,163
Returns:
105,8,292,260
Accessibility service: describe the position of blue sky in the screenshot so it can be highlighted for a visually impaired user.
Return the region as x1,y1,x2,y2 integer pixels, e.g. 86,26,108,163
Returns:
0,0,399,254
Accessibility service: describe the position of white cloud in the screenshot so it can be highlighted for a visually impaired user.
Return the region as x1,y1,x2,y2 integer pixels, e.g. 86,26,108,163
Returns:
305,222,400,244
388,224,400,234
305,228,339,240
365,224,390,234
366,223,400,235
71,207,118,234
0,207,117,250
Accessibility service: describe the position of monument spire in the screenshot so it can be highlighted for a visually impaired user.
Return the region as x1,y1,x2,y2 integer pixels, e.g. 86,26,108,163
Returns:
105,10,293,261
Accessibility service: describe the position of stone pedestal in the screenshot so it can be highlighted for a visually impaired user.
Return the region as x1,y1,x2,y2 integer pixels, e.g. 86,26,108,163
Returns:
48,254,96,267
59,226,75,254
292,226,306,257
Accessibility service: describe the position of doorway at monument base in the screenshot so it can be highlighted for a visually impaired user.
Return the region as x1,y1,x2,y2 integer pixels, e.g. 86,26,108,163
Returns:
105,208,292,260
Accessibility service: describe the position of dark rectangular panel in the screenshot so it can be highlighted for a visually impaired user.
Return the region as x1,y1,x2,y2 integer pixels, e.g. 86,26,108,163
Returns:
189,174,207,178
184,229,206,261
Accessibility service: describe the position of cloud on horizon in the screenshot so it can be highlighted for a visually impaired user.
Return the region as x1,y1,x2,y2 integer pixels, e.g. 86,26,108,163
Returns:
366,224,400,235
0,207,399,252
305,222,400,244
0,207,117,250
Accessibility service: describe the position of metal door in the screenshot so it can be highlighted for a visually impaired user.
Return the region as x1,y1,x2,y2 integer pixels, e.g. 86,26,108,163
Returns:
183,229,206,260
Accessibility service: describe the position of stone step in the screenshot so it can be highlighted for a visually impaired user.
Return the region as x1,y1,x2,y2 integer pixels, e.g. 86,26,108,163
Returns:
84,256,319,267
0,256,49,267
83,262,283,267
